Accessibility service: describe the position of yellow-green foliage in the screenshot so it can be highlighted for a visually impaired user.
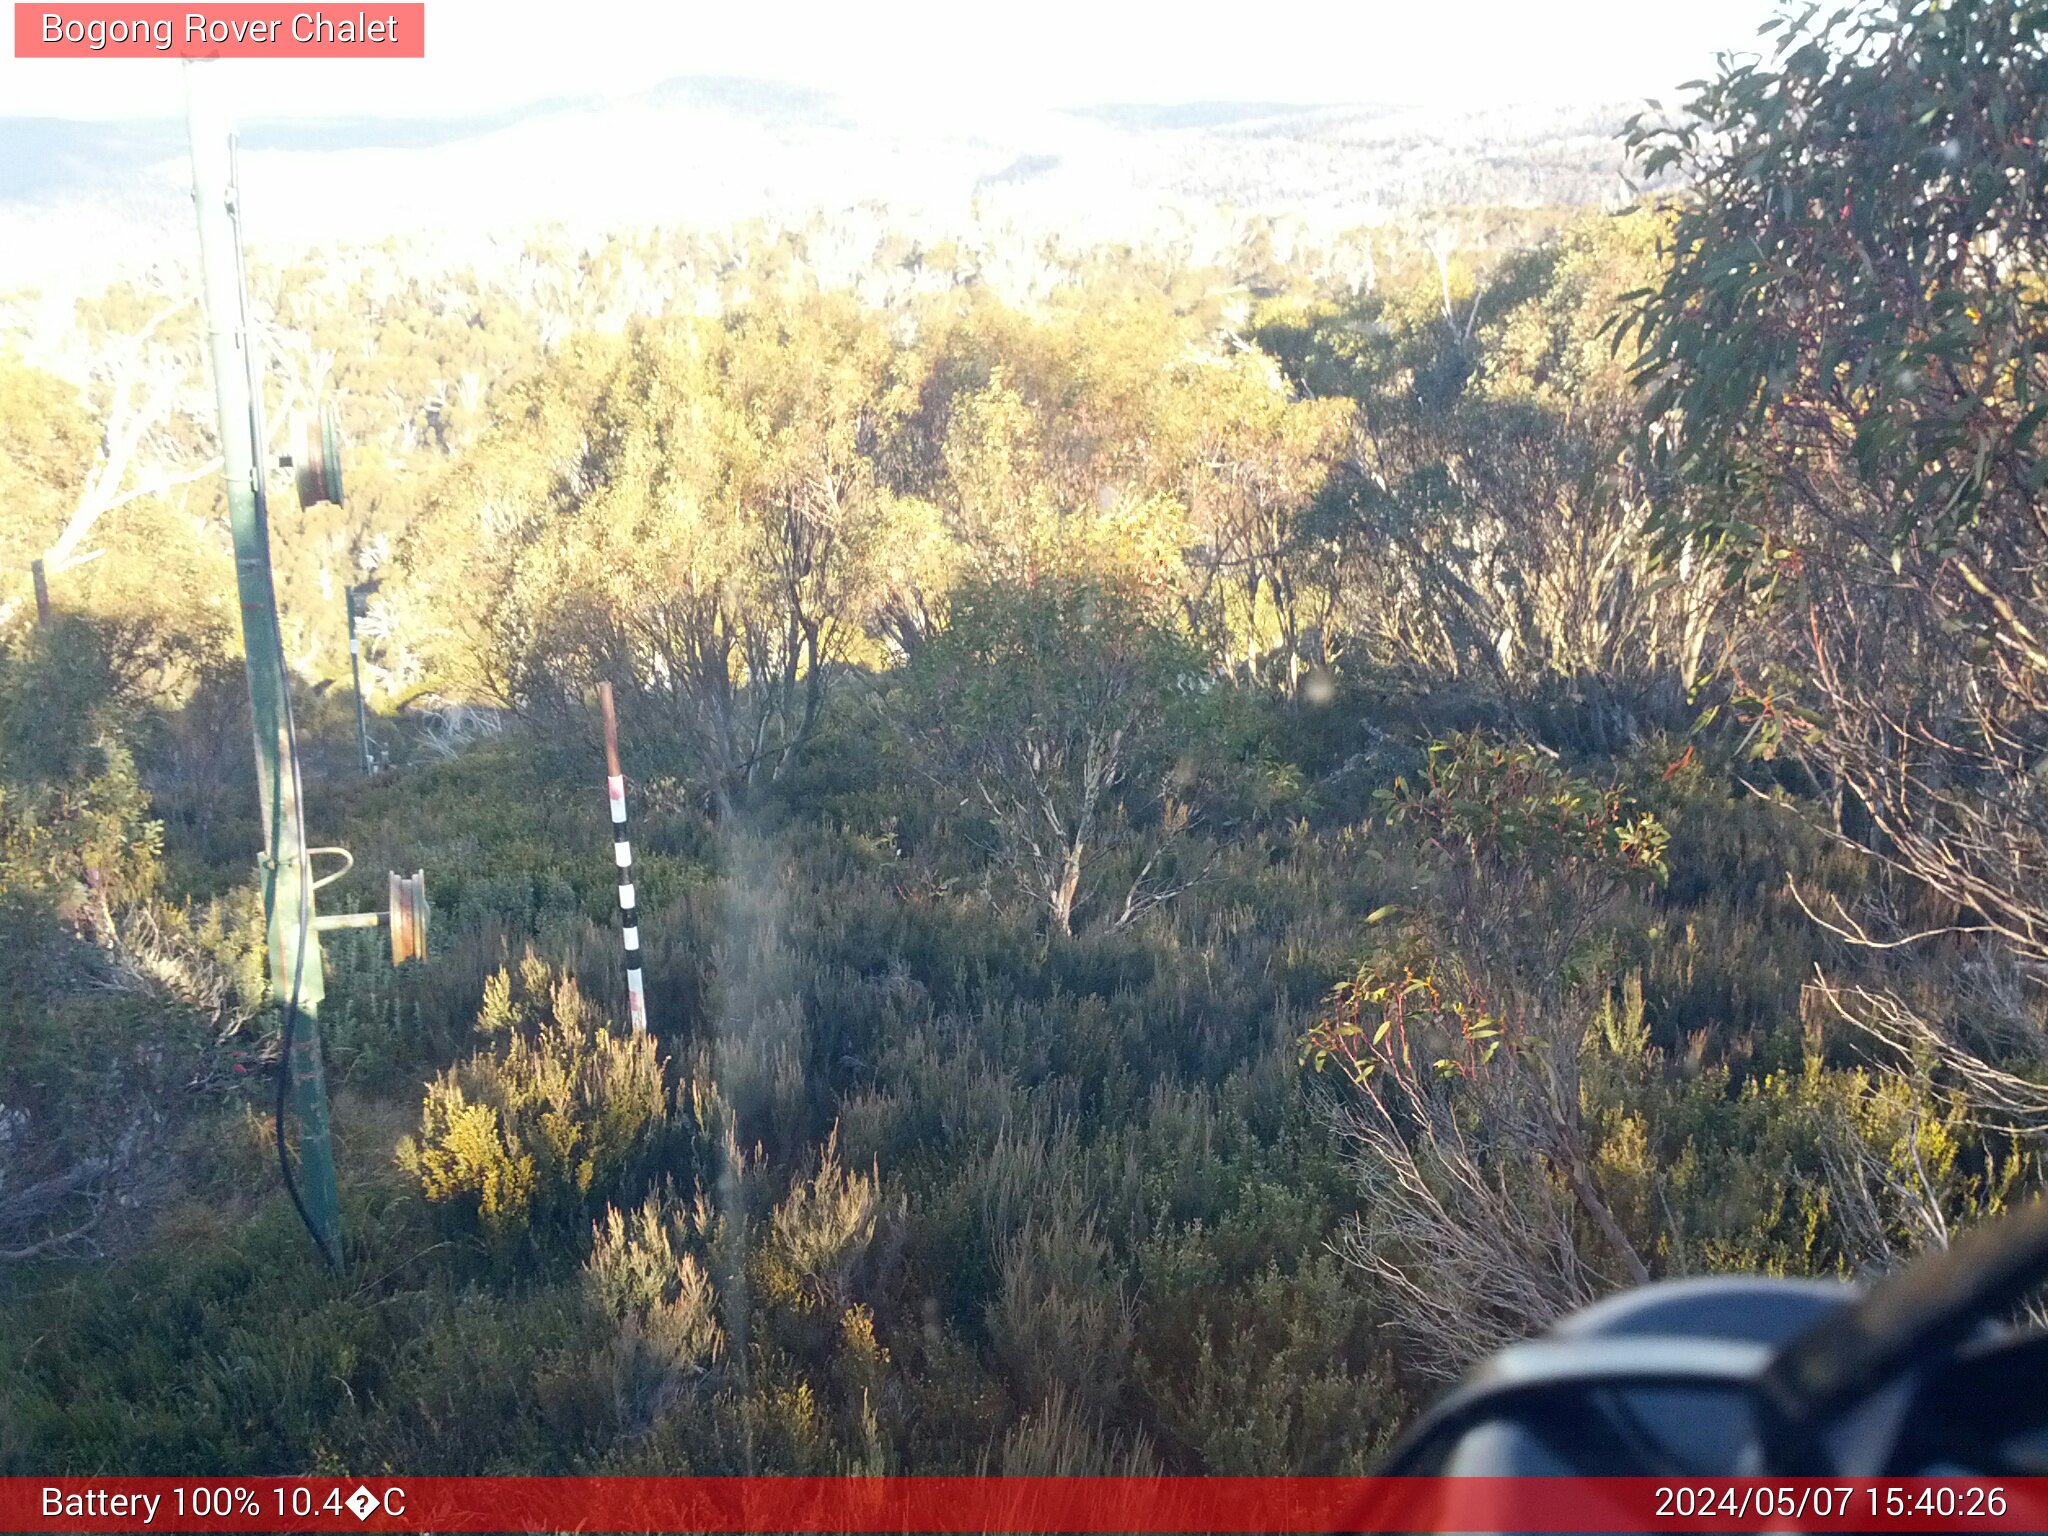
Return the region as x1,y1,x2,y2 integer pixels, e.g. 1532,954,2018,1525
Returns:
759,1129,886,1314
399,950,678,1245
1638,1057,2022,1281
0,351,97,563
586,1188,725,1376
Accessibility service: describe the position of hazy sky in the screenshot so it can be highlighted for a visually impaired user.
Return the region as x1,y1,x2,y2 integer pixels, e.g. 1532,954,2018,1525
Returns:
2,0,1788,121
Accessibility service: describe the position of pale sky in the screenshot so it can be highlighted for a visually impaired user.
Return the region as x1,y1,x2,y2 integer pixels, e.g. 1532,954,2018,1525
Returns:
3,0,1788,121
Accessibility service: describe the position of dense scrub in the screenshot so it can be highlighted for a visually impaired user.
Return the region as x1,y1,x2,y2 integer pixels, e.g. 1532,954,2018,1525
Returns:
1,670,2010,1472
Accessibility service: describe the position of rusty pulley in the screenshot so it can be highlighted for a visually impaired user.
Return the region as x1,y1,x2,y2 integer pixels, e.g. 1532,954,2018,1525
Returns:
311,864,428,965
388,868,428,964
291,402,345,508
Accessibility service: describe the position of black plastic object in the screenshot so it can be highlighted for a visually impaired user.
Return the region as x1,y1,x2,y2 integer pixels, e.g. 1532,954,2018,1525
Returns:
1381,1201,2048,1480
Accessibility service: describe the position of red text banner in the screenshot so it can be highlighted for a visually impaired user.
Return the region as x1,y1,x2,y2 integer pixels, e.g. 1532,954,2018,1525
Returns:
13,5,425,58
3,1477,2047,1533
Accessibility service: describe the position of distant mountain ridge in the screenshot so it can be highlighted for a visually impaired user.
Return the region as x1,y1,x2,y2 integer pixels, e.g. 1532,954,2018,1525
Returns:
0,74,1641,290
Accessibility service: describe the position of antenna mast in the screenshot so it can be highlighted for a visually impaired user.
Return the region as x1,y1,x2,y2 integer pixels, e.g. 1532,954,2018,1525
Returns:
185,61,343,1265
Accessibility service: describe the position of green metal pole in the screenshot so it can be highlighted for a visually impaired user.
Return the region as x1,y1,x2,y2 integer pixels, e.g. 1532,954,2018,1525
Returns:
346,586,372,774
185,63,342,1266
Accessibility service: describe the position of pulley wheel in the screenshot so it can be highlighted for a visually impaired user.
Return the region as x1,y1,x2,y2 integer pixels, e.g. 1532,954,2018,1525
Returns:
388,869,428,964
293,403,346,508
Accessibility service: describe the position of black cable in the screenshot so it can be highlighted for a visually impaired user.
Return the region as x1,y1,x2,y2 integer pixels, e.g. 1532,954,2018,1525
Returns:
226,134,328,1265
274,859,317,1254
274,588,319,1260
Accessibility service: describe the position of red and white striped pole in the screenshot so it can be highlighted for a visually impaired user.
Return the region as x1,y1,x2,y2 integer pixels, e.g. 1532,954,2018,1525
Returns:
597,682,649,1035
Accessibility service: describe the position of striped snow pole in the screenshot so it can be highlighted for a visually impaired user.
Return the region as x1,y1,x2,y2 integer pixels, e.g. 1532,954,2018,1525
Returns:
598,682,649,1035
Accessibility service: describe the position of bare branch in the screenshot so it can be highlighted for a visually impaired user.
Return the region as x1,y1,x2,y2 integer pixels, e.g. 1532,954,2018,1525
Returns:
1786,877,1996,951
